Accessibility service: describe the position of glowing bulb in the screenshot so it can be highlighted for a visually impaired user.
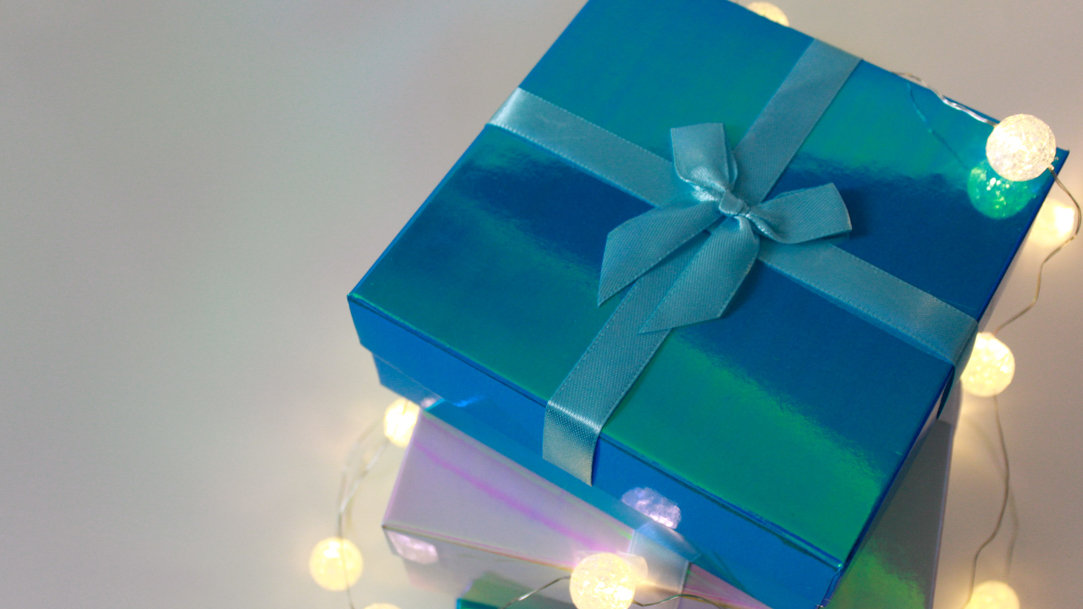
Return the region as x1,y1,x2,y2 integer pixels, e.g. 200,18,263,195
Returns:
383,398,420,448
570,553,641,609
745,2,789,26
309,537,363,591
986,114,1055,182
964,580,1020,609
960,333,1015,397
363,604,401,609
1028,197,1077,247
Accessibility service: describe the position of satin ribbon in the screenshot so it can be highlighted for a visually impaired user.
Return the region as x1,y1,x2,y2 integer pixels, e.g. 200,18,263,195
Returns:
488,40,977,484
599,123,852,332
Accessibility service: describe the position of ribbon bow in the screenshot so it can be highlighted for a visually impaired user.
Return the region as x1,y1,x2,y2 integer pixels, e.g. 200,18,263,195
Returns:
598,123,852,332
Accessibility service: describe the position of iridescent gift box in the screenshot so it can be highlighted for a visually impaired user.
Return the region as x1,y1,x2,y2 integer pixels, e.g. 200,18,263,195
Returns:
384,412,955,609
349,1,1063,607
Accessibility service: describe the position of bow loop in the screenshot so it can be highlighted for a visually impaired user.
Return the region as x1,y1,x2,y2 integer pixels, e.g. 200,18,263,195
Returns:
599,123,852,331
672,124,738,197
746,184,851,244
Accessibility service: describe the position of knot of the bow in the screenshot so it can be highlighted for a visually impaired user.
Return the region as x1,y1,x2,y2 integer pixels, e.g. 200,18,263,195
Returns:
597,123,852,332
712,189,750,217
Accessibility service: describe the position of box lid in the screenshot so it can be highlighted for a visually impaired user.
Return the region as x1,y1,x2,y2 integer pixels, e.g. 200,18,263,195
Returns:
352,0,1061,605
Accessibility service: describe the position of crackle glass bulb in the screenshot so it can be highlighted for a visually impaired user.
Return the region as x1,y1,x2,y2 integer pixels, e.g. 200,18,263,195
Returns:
570,553,640,609
964,580,1020,609
986,114,1055,182
745,2,789,26
960,333,1015,397
383,398,420,448
1028,197,1077,247
309,537,363,591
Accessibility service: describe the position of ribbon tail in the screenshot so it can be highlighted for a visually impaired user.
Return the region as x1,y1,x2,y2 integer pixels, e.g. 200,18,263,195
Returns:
546,247,694,484
598,202,719,304
749,183,851,244
641,217,760,332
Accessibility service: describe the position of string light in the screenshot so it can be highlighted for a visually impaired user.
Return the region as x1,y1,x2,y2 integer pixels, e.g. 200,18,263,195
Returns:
309,537,363,591
986,114,1056,182
569,553,641,609
964,580,1020,609
1028,197,1077,247
745,2,789,26
383,398,420,448
960,333,1015,397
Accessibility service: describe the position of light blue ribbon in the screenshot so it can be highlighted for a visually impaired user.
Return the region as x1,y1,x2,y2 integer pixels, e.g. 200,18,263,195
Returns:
599,123,852,332
488,41,977,484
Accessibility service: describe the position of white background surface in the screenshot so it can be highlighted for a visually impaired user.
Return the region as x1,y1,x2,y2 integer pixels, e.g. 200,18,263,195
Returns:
2,2,1081,608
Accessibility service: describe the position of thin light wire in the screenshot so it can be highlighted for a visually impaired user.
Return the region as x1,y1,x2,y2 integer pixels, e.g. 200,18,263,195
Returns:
903,81,970,170
992,173,1082,334
1005,487,1020,575
960,394,1012,609
895,72,997,126
634,593,740,608
335,416,390,609
496,576,570,609
495,574,745,609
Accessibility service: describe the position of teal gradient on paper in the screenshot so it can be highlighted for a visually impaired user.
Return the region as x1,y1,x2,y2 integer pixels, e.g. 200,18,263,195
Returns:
350,1,1065,608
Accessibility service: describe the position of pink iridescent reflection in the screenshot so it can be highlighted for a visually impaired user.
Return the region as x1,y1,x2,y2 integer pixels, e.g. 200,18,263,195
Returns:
621,487,681,529
386,531,439,565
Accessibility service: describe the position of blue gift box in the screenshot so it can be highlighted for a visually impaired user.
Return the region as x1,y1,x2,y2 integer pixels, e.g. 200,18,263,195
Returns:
349,1,1063,608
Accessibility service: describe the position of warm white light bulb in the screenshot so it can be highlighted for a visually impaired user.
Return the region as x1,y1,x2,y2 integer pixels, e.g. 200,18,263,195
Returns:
986,114,1056,182
383,398,420,448
570,553,640,609
964,580,1020,609
363,604,401,609
960,333,1015,397
1028,197,1077,247
309,537,363,591
745,2,789,26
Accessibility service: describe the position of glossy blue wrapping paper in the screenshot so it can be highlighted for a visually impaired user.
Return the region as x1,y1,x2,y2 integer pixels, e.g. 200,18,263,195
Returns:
350,1,1064,607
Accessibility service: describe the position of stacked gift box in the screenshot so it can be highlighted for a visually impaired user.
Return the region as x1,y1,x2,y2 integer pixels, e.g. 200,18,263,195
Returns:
349,1,1064,607
383,411,953,609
